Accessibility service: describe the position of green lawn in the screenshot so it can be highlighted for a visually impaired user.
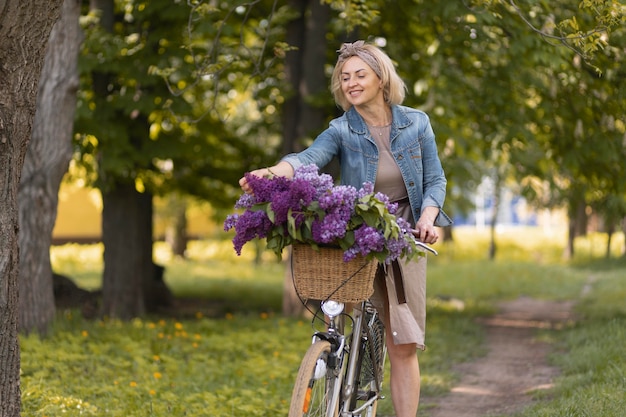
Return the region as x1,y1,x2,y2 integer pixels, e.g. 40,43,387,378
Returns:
21,227,626,416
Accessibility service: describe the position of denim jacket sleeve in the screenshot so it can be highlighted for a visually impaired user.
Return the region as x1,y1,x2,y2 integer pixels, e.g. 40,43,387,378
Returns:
280,121,344,173
413,111,453,227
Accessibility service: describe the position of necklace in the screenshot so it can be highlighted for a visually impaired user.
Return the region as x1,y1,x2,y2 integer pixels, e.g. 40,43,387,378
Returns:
367,123,391,137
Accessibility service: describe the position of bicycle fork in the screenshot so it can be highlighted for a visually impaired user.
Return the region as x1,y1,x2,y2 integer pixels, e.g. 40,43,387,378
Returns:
310,329,346,417
312,304,383,417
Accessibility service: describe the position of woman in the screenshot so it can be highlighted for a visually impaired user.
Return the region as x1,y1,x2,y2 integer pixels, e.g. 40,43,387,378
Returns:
240,40,452,416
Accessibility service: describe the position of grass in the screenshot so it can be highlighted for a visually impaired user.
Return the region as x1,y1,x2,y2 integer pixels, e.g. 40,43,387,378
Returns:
21,226,626,416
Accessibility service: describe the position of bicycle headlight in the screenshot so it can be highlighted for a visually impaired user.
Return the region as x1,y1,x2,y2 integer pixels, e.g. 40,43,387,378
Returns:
321,300,345,317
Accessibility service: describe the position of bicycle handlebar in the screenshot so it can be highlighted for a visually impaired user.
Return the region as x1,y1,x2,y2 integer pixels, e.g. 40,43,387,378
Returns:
409,232,439,256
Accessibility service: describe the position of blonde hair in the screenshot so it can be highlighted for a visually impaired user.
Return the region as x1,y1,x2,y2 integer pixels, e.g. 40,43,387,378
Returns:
331,41,407,111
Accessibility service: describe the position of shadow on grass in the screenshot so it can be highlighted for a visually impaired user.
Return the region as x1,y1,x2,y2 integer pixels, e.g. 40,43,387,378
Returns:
571,255,626,272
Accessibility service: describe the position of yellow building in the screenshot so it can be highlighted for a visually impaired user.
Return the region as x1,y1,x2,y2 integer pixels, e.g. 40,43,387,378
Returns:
52,183,216,244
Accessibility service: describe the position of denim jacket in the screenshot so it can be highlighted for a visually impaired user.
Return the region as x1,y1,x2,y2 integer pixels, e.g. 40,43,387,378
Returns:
282,105,452,227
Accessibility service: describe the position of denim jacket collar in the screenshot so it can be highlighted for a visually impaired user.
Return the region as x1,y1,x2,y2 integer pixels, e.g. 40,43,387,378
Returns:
345,105,413,136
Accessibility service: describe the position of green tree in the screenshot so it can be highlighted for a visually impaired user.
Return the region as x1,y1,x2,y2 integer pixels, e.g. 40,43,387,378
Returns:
71,0,626,320
369,1,625,259
75,0,286,318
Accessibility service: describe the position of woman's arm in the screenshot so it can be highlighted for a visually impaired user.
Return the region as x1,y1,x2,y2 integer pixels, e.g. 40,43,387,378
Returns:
239,161,295,194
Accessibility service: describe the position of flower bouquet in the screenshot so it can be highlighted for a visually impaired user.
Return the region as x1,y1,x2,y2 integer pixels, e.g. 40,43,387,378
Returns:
224,164,425,264
224,165,427,302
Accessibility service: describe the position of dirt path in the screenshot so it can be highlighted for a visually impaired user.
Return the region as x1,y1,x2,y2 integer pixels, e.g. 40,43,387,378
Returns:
419,296,576,417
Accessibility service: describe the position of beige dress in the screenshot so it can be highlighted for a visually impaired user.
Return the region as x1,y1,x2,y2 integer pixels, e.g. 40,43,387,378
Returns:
367,124,428,350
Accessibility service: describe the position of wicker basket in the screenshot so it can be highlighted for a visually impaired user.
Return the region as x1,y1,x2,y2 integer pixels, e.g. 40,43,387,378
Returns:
291,243,379,303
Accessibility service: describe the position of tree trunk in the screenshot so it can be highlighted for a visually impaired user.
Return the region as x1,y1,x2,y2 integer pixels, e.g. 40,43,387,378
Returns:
282,249,301,315
280,0,308,156
101,183,154,319
605,223,614,259
488,176,501,261
622,216,626,258
281,0,330,317
564,199,587,260
19,0,81,336
0,1,63,415
164,198,188,258
91,0,161,319
298,0,331,142
139,195,166,313
441,225,454,242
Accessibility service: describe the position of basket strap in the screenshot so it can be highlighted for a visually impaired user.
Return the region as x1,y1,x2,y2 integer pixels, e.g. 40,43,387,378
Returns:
391,260,407,304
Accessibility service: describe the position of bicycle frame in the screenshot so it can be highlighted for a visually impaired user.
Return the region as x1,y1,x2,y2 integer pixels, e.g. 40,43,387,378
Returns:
290,241,436,417
308,300,384,417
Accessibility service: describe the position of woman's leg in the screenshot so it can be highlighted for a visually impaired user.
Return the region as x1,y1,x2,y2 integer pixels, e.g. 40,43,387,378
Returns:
385,312,420,417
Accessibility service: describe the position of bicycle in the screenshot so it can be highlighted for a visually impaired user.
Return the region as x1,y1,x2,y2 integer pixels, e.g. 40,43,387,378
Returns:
288,241,438,417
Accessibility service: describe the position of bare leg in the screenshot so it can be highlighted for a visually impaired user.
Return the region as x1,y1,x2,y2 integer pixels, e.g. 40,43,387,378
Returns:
385,313,420,417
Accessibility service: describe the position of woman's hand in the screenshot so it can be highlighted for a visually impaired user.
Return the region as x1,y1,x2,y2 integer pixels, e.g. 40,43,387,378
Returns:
239,167,272,194
413,207,440,244
238,162,295,194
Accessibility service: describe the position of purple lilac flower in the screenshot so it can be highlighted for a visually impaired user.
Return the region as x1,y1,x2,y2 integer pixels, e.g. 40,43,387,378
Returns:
357,182,374,198
289,178,318,206
245,172,292,203
319,187,356,230
225,162,415,262
269,190,292,225
353,225,385,256
383,237,409,263
294,164,334,197
318,185,357,211
230,210,272,255
270,178,318,225
374,192,391,206
224,214,239,231
234,193,257,209
343,247,359,262
312,212,349,244
371,191,400,215
396,217,413,234
377,218,413,261
306,185,358,245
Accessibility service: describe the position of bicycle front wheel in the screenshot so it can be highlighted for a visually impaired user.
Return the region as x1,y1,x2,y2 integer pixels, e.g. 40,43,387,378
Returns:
289,340,342,417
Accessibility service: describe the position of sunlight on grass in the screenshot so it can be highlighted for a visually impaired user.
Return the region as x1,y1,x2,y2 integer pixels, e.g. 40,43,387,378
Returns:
21,313,312,417
39,227,626,416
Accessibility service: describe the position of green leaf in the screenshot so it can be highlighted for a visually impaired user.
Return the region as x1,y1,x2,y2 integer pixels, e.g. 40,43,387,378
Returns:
360,210,380,226
287,209,297,237
266,206,275,223
343,230,355,247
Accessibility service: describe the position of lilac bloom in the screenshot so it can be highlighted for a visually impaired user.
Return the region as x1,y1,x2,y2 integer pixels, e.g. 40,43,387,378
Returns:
353,225,385,255
234,193,257,210
225,163,419,262
230,210,272,255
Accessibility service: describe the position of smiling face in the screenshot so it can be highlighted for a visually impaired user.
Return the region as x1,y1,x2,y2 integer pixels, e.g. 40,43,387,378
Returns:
340,56,384,110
